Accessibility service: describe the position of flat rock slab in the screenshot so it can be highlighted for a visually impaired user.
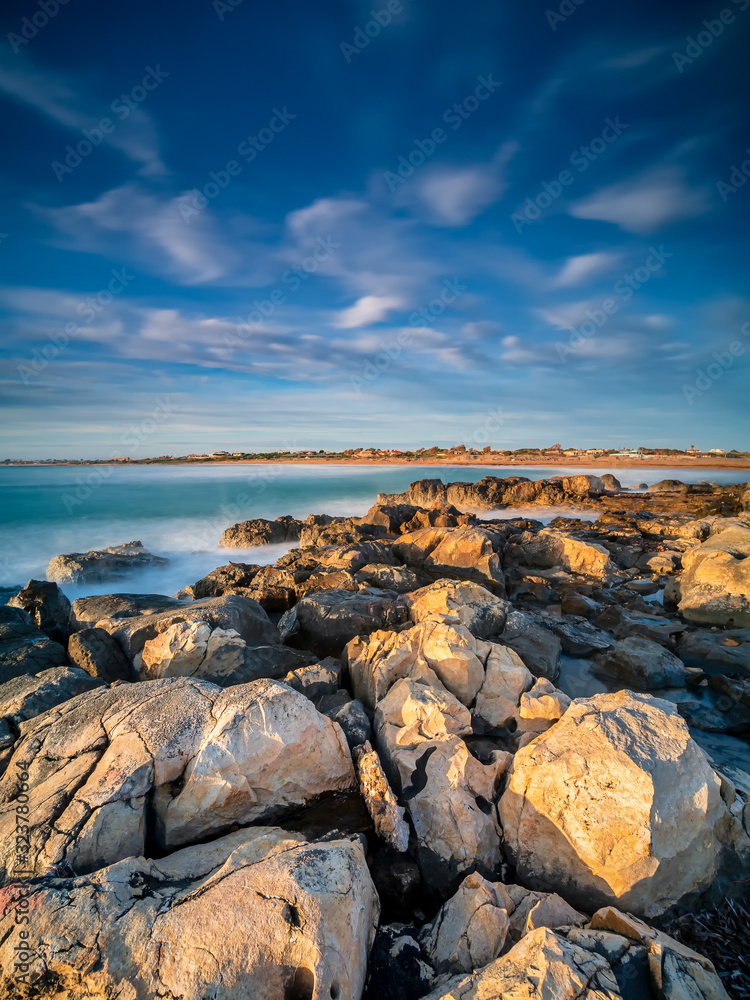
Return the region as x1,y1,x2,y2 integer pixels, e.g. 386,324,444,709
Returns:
47,541,169,585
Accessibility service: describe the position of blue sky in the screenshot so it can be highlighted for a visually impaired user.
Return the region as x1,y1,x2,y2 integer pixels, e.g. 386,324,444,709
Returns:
1,0,749,458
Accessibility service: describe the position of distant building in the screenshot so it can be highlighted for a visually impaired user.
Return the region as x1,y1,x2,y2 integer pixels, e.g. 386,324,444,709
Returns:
709,448,725,455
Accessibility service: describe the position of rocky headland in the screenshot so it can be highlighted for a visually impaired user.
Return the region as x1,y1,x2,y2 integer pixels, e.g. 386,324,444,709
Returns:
1,474,749,998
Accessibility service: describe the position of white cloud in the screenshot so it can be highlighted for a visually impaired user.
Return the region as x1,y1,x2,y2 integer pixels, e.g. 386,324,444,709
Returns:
551,252,621,289
334,295,404,328
569,167,710,234
0,62,166,177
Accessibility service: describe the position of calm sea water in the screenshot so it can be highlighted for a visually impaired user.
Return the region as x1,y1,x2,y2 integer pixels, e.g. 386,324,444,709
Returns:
0,463,746,600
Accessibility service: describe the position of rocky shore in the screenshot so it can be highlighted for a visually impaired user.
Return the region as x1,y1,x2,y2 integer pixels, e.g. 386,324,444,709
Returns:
1,474,749,998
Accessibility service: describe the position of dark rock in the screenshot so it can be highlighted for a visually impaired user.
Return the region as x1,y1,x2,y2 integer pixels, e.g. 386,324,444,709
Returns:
0,665,105,726
191,562,261,598
67,627,132,682
595,605,686,646
592,636,688,691
544,615,615,657
319,693,372,749
677,629,750,676
218,515,302,547
561,591,602,620
0,606,67,684
501,611,561,679
356,564,430,593
370,848,422,923
363,924,433,1000
7,580,72,644
283,658,340,701
279,588,408,657
70,593,183,631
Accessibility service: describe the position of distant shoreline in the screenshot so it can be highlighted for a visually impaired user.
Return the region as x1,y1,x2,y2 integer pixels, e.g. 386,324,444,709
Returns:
4,456,750,471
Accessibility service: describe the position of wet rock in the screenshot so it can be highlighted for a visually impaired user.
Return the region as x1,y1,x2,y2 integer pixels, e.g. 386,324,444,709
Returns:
0,666,104,726
595,604,686,646
421,927,621,1000
561,590,602,619
218,514,303,546
677,628,750,676
545,614,615,657
0,605,67,684
402,579,510,639
593,636,688,691
679,523,750,626
355,740,409,852
47,540,169,585
394,525,506,593
499,690,736,918
67,626,132,682
7,580,71,644
0,676,355,878
509,528,626,584
70,592,183,630
0,831,378,1000
281,588,408,657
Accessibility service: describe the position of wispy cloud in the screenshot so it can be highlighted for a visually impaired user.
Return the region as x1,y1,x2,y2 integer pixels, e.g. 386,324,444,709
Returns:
551,252,621,288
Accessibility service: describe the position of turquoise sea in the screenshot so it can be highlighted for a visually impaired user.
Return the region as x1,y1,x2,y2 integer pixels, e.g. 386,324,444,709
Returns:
0,463,746,600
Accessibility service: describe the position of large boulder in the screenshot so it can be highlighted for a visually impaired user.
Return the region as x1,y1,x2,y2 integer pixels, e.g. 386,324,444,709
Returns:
499,690,739,917
394,526,506,593
135,619,309,684
46,540,168,585
67,626,132,682
0,606,67,684
191,561,261,598
95,593,280,662
593,636,688,691
679,524,750,626
0,830,378,1000
7,580,71,644
509,528,625,584
402,579,510,639
280,588,408,656
0,676,355,878
70,592,183,630
421,927,621,1000
356,563,429,593
218,515,303,546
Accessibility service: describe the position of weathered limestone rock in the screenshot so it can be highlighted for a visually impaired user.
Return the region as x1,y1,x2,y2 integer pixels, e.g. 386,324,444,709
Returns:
96,593,280,662
67,626,132,682
499,690,733,917
70,592,183,630
355,740,409,852
375,677,472,742
501,610,562,679
593,636,688,691
218,514,303,546
315,540,398,573
0,606,67,684
0,831,379,1000
360,501,421,533
419,872,511,975
510,528,625,584
394,526,506,593
280,588,408,656
403,579,510,639
421,927,621,1000
7,580,71,644
519,677,572,724
47,540,168,585
356,562,428,592
679,524,750,626
283,658,339,701
0,676,355,878
0,666,104,727
473,643,534,730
